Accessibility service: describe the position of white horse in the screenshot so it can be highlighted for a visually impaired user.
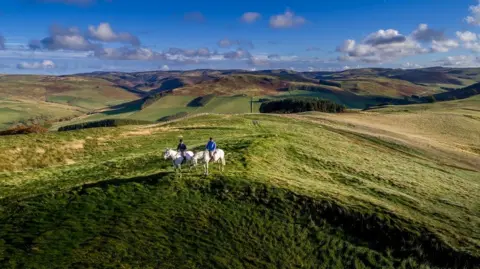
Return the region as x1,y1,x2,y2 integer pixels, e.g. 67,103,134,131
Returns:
193,149,226,176
163,148,194,173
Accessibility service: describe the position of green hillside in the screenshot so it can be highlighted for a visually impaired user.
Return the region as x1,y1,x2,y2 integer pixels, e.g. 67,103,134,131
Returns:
0,98,85,130
0,100,479,268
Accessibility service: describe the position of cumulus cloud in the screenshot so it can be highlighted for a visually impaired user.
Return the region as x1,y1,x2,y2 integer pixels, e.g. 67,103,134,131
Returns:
430,39,459,53
30,23,140,52
41,34,98,51
161,64,170,71
269,9,306,29
94,47,165,61
466,0,480,25
166,47,213,58
337,29,428,63
0,36,5,50
411,24,445,42
241,12,261,23
217,38,254,49
17,60,56,69
455,31,480,52
87,23,140,46
364,29,407,46
436,55,480,67
223,49,251,59
32,24,99,51
456,31,477,42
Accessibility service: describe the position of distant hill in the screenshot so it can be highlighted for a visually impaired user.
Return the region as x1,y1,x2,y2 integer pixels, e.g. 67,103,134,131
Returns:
2,67,480,130
390,70,463,85
430,81,480,101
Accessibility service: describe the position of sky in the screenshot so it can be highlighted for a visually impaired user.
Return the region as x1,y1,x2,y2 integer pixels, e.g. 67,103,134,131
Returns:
1,0,480,74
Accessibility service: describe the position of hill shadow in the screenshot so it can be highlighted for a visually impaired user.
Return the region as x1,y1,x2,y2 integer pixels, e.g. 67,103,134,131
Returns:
78,171,172,194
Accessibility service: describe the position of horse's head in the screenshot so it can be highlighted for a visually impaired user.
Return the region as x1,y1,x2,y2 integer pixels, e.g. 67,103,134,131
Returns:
163,148,172,159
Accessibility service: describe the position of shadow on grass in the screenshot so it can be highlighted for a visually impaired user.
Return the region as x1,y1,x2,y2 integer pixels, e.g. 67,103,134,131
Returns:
78,171,172,194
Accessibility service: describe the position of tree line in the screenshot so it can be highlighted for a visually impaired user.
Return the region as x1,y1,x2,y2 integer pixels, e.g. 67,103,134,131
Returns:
260,98,345,114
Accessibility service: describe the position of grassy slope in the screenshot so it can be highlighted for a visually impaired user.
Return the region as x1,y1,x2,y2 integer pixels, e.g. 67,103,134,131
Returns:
0,102,479,268
0,75,140,129
0,98,85,130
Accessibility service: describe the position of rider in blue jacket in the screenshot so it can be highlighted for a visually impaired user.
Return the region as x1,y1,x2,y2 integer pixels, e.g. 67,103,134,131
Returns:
206,137,217,161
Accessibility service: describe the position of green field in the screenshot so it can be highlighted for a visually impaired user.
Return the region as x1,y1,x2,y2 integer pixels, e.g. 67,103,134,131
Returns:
1,97,479,268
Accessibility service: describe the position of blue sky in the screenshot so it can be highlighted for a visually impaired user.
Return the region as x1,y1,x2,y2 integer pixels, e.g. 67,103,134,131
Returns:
1,0,480,74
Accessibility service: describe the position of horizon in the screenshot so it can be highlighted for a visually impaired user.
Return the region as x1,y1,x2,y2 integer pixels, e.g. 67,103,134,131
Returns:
0,65,473,77
1,0,480,74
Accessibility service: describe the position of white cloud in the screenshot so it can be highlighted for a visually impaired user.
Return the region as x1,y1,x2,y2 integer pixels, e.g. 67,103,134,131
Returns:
465,0,480,25
411,24,445,42
337,29,427,63
464,41,480,52
430,39,459,53
241,12,261,23
456,31,477,42
269,9,306,29
401,62,423,69
33,24,99,51
223,49,251,59
364,29,406,45
436,55,480,67
161,64,170,71
87,23,140,46
95,47,164,61
17,60,56,69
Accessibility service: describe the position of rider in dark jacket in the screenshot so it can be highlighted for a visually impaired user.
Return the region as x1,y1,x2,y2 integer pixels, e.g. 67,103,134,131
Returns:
177,139,187,164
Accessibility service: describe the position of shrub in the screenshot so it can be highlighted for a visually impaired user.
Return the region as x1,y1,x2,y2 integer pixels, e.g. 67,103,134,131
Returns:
58,119,154,132
259,98,271,102
260,98,345,114
158,112,189,122
0,125,48,136
188,94,215,107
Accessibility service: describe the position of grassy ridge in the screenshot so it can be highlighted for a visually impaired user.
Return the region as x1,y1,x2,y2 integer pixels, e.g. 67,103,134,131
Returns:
0,110,479,268
1,174,474,269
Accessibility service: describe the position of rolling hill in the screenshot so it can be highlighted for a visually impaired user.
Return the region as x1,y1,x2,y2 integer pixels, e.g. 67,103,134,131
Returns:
0,96,479,268
1,67,480,131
